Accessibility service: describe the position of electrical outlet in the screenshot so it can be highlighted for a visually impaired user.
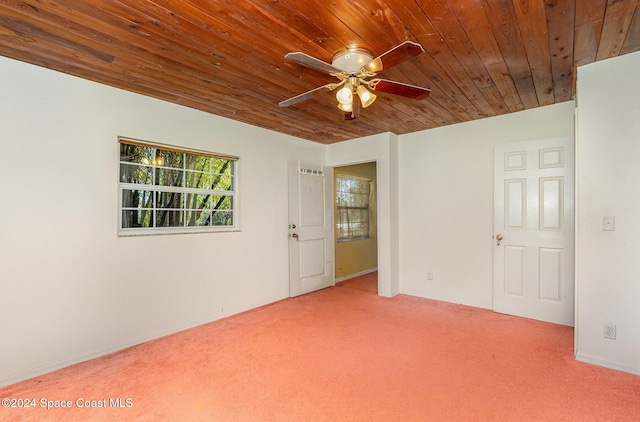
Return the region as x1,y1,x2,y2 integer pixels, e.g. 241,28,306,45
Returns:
602,216,615,231
427,272,433,280
603,324,616,340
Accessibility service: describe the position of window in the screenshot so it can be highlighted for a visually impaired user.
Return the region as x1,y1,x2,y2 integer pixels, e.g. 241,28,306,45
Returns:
336,175,371,241
118,138,238,235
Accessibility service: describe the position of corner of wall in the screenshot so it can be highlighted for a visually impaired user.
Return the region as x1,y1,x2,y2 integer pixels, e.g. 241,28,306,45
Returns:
575,51,640,375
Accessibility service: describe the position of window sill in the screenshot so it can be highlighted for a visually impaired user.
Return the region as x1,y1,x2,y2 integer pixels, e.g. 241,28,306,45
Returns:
118,227,241,237
337,237,372,243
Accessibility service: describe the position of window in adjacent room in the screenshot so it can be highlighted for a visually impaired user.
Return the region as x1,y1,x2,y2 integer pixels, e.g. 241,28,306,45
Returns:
118,137,238,235
336,174,372,241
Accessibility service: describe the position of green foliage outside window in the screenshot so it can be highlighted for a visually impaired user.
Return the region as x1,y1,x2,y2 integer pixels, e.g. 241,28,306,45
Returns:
119,139,237,234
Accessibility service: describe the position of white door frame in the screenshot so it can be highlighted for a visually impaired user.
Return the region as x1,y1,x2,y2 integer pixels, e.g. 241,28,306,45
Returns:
333,161,379,286
326,133,401,298
331,158,382,294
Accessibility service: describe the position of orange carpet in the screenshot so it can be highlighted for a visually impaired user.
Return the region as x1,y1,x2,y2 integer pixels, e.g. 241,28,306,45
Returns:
1,272,639,421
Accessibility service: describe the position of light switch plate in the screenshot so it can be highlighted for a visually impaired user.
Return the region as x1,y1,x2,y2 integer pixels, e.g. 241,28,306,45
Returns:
602,216,615,231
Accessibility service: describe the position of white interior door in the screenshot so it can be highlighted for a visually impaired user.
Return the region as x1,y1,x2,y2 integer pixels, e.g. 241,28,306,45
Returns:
493,137,574,326
289,161,334,297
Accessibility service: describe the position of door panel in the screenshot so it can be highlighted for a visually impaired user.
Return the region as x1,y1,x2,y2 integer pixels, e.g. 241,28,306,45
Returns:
289,161,334,297
540,177,563,230
299,174,325,226
504,245,526,296
539,248,563,302
494,137,574,326
506,179,526,229
299,239,325,278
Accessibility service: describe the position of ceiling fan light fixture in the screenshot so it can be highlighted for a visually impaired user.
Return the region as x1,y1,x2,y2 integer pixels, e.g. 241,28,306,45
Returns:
356,85,377,108
338,101,353,112
336,85,353,105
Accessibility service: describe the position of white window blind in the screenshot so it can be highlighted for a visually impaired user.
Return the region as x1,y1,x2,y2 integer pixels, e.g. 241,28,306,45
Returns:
336,175,371,241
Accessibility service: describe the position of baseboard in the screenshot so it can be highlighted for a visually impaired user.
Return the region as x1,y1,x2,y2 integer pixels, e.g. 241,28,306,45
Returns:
0,297,285,388
575,352,640,376
335,268,377,283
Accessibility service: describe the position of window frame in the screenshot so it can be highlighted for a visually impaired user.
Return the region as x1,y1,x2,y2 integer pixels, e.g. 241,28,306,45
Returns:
118,137,239,236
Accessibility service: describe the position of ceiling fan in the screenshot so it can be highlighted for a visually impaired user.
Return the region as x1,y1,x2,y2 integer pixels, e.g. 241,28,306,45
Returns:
278,41,431,120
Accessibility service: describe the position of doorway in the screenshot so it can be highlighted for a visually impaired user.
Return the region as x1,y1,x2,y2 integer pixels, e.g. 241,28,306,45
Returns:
334,162,378,292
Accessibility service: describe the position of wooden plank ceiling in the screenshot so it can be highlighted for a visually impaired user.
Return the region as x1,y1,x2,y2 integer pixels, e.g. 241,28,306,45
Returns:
1,0,639,144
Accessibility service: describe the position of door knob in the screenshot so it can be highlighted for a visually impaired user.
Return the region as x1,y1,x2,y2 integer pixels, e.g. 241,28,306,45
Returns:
496,234,503,246
290,233,299,240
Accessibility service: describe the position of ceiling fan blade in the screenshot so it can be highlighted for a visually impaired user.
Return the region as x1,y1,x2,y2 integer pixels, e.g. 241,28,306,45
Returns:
278,82,343,107
367,79,431,100
365,41,424,73
284,52,342,74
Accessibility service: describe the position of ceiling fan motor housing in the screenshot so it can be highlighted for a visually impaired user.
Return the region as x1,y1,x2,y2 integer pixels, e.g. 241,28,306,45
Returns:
332,48,373,74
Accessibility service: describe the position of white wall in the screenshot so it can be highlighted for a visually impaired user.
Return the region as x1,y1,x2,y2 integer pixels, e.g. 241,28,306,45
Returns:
4,48,638,385
575,51,640,375
398,102,575,309
0,56,324,386
326,133,400,297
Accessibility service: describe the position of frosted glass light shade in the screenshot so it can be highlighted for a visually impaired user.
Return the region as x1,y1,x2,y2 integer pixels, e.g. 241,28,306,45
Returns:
336,85,353,105
338,101,353,112
357,85,376,108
